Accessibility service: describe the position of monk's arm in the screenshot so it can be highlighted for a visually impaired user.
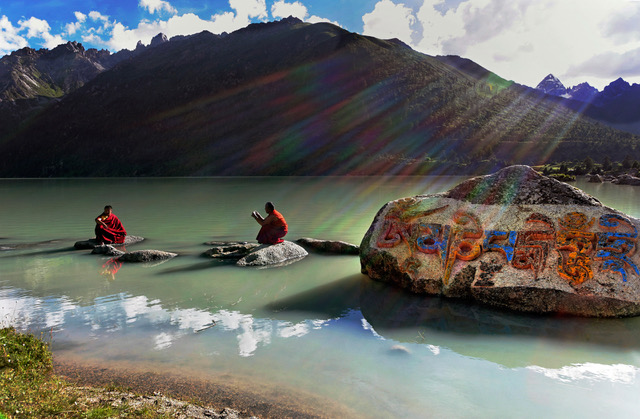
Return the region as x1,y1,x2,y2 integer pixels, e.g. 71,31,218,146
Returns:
252,212,275,226
251,211,267,225
95,217,108,228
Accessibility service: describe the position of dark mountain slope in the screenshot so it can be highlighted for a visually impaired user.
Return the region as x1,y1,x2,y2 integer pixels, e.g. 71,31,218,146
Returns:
0,39,148,141
0,18,638,176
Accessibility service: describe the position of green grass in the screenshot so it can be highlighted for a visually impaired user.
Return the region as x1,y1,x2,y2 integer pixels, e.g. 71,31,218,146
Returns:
0,327,176,418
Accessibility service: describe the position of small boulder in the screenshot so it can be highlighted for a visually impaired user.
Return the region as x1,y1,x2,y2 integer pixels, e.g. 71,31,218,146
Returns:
116,250,177,263
91,245,125,257
613,174,640,186
587,174,603,183
237,241,307,267
296,237,359,255
202,242,261,259
74,235,144,250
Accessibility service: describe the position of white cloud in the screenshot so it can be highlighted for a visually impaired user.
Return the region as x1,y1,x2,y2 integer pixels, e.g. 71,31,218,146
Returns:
230,0,268,21
65,12,87,35
102,0,270,51
88,11,110,23
360,0,640,89
75,11,87,23
362,0,416,45
139,0,178,15
270,0,340,26
17,17,66,49
271,0,308,19
0,15,28,56
19,17,51,39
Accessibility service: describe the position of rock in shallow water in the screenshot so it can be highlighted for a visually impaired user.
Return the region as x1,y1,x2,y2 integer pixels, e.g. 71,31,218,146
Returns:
360,165,640,317
236,241,307,267
296,237,359,255
91,244,125,257
613,174,640,186
116,249,177,263
202,242,261,259
74,235,145,249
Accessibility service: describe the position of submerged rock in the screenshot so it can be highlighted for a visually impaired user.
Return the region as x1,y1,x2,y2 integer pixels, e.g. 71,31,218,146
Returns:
236,241,307,267
360,165,640,317
296,238,359,255
116,249,177,263
74,235,144,250
202,242,261,259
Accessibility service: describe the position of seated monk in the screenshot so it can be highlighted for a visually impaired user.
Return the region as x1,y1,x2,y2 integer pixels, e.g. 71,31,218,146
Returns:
251,201,288,244
95,205,127,245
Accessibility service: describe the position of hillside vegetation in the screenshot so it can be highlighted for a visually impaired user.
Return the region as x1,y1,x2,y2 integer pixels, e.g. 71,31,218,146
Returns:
0,18,638,176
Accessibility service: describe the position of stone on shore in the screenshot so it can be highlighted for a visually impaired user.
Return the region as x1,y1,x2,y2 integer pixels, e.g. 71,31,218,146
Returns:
360,165,640,317
296,238,359,255
236,241,307,267
587,174,603,183
116,249,177,263
74,235,144,250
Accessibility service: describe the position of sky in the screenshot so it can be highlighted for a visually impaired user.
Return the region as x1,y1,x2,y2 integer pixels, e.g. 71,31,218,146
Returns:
2,0,640,90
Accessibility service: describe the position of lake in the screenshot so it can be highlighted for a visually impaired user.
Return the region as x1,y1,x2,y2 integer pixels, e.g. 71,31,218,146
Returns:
2,176,640,417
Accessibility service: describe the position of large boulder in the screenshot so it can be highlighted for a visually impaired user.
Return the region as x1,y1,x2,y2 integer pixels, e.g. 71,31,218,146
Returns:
74,235,144,250
360,165,640,317
236,241,307,267
296,238,359,255
116,249,177,263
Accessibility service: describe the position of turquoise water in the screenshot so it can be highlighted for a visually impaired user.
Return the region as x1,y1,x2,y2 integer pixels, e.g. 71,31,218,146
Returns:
2,177,640,417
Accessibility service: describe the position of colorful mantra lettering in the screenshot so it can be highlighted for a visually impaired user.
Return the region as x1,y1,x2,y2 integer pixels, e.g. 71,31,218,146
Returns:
376,209,639,285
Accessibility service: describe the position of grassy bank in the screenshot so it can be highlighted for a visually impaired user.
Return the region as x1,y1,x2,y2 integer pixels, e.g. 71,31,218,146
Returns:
0,327,242,418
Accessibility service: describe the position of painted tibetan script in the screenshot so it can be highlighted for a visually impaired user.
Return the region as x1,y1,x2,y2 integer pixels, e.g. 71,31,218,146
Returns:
376,208,639,285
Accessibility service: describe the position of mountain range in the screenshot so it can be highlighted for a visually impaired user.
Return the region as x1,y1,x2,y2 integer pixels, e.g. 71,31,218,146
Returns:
536,74,640,134
0,17,638,177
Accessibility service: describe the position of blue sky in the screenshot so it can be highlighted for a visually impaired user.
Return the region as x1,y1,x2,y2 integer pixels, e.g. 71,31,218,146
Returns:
2,0,640,89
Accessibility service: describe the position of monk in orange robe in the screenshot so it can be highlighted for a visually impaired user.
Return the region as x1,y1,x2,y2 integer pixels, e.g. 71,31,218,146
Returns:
251,202,288,244
95,205,127,244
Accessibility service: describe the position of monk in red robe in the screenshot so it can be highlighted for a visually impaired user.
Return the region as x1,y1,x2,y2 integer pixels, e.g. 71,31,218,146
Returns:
95,205,127,244
251,202,288,244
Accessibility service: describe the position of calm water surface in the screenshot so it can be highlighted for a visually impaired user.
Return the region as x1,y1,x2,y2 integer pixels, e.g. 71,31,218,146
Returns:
2,177,640,417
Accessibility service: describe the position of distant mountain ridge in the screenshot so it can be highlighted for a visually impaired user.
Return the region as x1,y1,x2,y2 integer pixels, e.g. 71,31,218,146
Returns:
0,17,638,177
535,74,640,133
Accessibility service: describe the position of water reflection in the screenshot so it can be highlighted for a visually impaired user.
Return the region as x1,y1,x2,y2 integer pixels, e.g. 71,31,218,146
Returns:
268,274,640,367
99,258,122,280
527,363,638,384
0,288,332,358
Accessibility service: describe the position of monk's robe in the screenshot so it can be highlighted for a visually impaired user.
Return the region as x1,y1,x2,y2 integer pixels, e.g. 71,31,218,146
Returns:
257,209,288,244
95,213,127,244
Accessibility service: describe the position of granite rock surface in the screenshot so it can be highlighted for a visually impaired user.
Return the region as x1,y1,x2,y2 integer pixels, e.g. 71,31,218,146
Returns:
360,165,640,317
236,241,308,267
